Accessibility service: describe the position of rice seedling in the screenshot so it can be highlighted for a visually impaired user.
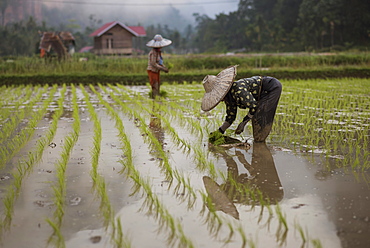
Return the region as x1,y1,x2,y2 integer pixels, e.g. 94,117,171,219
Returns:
294,221,308,247
92,84,133,171
115,92,200,204
128,167,195,247
112,217,132,248
106,85,174,181
0,85,49,168
273,78,369,171
275,204,288,246
198,190,226,237
0,78,367,247
2,187,15,228
80,85,113,222
0,85,60,230
48,85,80,246
46,218,65,248
0,86,34,143
80,85,135,247
94,85,199,247
109,86,207,207
236,225,247,248
311,239,323,248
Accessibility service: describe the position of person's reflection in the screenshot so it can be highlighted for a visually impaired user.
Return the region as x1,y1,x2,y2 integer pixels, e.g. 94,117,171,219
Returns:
203,142,284,219
148,103,165,152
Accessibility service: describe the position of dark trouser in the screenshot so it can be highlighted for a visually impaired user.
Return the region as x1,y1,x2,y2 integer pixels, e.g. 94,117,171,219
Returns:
252,77,282,142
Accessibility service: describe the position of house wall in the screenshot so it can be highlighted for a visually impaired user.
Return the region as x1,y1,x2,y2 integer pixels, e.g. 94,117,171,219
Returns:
93,24,134,55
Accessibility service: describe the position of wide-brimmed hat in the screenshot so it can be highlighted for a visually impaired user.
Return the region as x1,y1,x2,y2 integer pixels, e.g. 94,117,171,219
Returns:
146,34,172,48
201,65,237,111
203,176,239,219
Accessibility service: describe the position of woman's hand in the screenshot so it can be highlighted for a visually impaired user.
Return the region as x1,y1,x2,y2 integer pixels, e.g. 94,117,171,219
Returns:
219,121,231,134
235,120,249,134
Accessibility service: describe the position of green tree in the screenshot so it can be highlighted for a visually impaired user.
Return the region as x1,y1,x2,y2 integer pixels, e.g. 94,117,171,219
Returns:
0,17,46,56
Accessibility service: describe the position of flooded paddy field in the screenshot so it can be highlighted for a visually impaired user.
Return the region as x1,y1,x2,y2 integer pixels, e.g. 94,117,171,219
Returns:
0,79,369,248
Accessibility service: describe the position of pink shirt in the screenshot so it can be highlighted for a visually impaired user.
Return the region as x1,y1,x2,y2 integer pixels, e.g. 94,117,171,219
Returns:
147,48,168,73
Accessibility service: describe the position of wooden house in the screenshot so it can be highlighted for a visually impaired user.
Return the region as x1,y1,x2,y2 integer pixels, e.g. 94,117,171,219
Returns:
89,21,146,55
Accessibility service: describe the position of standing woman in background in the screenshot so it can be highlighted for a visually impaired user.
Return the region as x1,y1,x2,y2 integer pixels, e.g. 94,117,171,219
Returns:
146,34,172,98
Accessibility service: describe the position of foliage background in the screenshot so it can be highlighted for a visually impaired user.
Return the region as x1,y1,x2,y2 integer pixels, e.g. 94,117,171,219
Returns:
0,0,369,56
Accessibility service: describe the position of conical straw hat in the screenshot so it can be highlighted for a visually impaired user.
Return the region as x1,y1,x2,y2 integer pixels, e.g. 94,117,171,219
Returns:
146,34,172,48
202,176,239,219
201,65,237,111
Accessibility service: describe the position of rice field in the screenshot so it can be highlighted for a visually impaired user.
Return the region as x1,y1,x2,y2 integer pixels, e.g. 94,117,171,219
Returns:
0,78,369,248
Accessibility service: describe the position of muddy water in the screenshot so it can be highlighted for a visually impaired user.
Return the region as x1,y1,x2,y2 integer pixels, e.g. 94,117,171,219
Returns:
66,116,369,247
0,85,369,248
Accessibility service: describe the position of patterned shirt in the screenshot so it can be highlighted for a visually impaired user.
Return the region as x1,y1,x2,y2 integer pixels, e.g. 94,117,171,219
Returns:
224,76,263,124
147,48,168,73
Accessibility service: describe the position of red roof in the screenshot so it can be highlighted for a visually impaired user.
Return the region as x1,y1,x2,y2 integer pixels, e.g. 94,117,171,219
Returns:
78,46,93,53
89,21,146,37
128,26,146,37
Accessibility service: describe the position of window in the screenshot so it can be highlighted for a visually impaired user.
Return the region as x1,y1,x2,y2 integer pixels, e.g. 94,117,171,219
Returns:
106,39,113,49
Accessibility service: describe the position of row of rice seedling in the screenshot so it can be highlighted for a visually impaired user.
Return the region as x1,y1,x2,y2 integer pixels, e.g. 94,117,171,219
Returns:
0,84,33,125
84,84,133,247
81,85,113,222
47,85,81,247
114,87,260,247
96,85,197,247
1,79,363,247
0,87,34,144
0,85,62,234
0,85,51,168
162,83,331,247
0,85,34,145
161,86,301,245
95,83,216,246
79,85,133,248
167,78,369,171
109,85,309,247
273,78,369,171
108,85,202,207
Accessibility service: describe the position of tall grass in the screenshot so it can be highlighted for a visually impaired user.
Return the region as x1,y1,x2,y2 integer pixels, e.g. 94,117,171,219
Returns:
1,53,369,75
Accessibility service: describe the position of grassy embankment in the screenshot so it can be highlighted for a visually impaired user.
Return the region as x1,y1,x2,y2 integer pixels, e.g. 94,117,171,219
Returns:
0,52,369,85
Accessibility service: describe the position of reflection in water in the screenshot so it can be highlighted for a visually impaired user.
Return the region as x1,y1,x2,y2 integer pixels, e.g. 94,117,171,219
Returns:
204,142,284,219
148,102,165,152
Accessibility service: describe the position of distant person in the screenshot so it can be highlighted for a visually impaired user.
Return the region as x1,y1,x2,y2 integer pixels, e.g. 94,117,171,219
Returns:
201,65,282,142
146,34,172,98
